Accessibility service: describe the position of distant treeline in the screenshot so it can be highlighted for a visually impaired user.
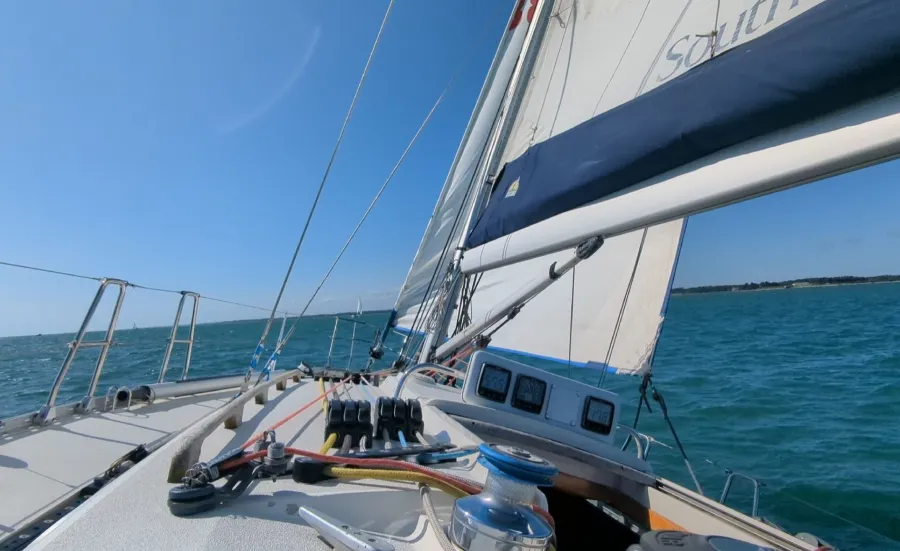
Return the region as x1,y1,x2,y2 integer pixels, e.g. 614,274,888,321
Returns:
672,275,900,295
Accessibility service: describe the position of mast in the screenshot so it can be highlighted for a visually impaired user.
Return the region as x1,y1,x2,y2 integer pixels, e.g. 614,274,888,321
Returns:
418,0,555,361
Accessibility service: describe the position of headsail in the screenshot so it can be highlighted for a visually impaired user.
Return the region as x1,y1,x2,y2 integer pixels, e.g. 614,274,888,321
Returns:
455,221,683,374
441,0,855,375
392,2,536,332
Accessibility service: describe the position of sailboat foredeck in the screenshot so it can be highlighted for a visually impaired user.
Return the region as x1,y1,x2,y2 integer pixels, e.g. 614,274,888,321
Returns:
18,376,487,551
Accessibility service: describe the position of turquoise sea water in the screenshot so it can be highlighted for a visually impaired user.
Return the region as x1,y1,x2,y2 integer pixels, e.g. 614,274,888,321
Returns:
1,283,898,549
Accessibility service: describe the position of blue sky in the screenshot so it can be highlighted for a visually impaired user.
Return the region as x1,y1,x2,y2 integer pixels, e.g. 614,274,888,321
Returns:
1,1,899,337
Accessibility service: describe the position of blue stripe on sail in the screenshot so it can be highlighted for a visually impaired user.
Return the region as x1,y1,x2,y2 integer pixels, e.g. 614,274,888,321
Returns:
392,325,425,337
466,0,900,248
483,343,621,374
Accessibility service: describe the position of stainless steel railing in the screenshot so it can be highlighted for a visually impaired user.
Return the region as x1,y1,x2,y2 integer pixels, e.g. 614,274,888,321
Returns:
33,279,203,426
34,278,128,425
157,291,200,382
324,315,384,369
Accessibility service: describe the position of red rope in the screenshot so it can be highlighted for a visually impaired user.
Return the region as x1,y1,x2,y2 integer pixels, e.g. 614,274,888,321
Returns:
238,377,350,449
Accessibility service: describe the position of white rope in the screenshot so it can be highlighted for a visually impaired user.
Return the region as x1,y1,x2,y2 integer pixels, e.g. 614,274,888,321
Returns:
420,484,457,551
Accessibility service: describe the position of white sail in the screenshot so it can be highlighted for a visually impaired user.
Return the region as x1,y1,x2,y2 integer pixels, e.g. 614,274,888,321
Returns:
393,7,534,331
447,0,827,373
462,91,900,272
457,221,682,374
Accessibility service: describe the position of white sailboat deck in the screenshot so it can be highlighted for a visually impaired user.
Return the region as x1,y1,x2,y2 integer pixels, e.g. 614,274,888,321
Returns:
0,390,234,538
15,376,486,551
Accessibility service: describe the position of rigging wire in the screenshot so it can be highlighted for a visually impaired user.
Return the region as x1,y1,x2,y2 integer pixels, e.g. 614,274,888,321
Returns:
387,3,509,361
0,259,301,316
0,260,101,282
531,1,576,144
247,0,396,375
592,0,651,116
646,435,898,545
259,1,500,368
566,266,575,379
597,229,649,388
294,61,461,321
399,118,491,360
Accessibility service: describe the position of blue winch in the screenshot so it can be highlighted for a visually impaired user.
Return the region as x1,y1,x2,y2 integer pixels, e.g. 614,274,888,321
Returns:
450,443,558,551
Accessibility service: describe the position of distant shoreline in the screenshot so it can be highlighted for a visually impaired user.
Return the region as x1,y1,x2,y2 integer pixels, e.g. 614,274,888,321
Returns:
672,275,900,296
1,309,394,340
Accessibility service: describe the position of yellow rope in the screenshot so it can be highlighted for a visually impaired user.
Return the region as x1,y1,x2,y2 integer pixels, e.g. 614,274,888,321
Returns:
319,378,328,413
324,466,468,499
320,433,338,454
318,378,338,453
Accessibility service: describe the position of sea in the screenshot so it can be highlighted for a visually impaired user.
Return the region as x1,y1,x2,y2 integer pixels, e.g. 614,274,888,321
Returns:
1,283,898,550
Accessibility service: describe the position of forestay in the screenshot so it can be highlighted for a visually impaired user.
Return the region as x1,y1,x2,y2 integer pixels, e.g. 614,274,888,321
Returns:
450,0,828,374
392,7,534,331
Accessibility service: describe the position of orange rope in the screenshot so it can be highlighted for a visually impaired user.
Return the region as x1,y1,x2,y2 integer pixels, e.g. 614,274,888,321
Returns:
219,438,556,530
239,377,351,449
221,446,480,495
443,345,473,367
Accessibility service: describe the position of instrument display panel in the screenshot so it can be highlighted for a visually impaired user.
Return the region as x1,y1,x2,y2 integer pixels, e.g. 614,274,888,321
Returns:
462,351,621,446
512,375,546,414
476,364,511,403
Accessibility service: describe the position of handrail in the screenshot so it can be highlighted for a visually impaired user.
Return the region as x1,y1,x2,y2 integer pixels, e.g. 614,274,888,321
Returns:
158,291,201,382
324,315,381,369
617,425,650,461
393,362,464,400
34,278,128,425
720,470,762,518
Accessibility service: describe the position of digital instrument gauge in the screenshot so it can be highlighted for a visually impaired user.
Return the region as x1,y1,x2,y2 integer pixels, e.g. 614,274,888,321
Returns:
477,364,511,403
512,375,547,414
582,396,615,435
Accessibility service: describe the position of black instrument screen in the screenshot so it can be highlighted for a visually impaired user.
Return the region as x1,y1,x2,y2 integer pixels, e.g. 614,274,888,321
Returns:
582,396,615,435
477,364,511,403
512,375,546,414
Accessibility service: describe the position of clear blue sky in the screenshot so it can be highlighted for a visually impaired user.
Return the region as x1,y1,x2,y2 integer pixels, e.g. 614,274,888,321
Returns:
1,1,898,337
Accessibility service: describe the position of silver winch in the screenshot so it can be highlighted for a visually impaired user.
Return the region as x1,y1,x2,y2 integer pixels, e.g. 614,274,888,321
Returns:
450,443,558,551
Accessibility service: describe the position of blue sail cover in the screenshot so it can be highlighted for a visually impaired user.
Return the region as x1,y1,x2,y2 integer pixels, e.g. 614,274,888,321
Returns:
466,0,900,249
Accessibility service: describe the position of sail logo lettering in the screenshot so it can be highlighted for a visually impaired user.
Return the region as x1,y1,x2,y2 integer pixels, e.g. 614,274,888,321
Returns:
505,178,520,198
655,0,812,85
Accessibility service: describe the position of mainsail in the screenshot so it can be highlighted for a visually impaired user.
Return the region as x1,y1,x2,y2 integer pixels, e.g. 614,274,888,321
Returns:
445,0,829,375
394,0,900,376
463,0,900,271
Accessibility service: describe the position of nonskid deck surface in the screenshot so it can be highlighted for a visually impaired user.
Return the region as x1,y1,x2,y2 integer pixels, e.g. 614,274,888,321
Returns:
0,390,234,536
24,376,486,551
